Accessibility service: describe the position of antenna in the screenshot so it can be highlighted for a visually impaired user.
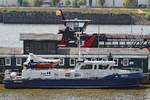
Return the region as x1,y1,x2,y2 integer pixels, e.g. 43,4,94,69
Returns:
140,27,144,49
78,32,81,60
141,27,143,34
58,9,66,26
59,9,65,20
98,24,100,60
130,15,133,34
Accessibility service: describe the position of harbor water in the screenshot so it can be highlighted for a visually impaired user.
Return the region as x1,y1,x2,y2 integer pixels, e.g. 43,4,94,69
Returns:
0,23,150,47
0,84,150,100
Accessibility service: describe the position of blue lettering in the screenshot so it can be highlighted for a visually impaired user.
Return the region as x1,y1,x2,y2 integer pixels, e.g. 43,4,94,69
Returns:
41,72,51,76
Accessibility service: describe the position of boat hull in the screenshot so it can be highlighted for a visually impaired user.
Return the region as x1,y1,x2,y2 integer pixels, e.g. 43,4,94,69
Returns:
4,73,144,89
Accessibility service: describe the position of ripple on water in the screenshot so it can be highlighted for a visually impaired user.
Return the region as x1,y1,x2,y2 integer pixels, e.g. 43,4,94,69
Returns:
0,85,149,100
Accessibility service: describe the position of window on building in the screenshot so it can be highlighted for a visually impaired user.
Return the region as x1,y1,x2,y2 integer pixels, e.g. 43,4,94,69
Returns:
102,58,108,61
5,58,11,66
126,42,132,45
25,41,57,54
16,57,22,66
120,42,125,45
81,41,85,46
59,58,64,66
0,58,4,66
106,42,112,45
123,58,129,66
99,41,104,45
112,42,118,45
70,58,75,66
113,58,118,66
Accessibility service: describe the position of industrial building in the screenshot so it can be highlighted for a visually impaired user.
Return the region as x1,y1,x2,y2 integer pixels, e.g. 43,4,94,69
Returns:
0,33,149,74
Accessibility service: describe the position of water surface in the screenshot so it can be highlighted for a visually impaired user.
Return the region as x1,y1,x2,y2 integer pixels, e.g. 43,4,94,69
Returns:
0,85,150,100
0,24,150,47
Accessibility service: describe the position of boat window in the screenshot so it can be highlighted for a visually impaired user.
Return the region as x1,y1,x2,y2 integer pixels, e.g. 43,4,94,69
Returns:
5,58,11,66
16,57,22,66
70,58,75,66
92,58,96,61
65,73,71,77
84,58,91,61
81,64,92,70
109,66,113,70
98,65,109,69
59,58,64,66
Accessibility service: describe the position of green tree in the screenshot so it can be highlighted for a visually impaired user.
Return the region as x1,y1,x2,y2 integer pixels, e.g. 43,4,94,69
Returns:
72,0,86,7
72,0,79,7
52,0,60,6
78,0,86,6
123,0,137,8
18,0,23,6
99,0,105,7
33,0,44,7
22,1,30,6
65,0,71,6
148,0,150,7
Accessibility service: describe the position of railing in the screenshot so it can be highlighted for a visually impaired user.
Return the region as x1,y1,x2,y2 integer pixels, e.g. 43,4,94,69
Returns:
121,67,143,72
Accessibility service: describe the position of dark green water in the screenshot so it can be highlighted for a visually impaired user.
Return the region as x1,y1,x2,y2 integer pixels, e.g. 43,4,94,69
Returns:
0,85,150,100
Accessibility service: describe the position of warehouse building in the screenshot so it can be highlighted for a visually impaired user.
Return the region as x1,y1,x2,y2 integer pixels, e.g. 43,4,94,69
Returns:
0,33,149,73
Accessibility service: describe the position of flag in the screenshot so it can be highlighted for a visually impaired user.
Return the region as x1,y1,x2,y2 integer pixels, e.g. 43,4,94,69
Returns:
56,10,61,16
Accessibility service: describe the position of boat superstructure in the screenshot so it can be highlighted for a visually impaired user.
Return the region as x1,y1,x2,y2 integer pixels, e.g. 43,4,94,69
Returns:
57,9,150,50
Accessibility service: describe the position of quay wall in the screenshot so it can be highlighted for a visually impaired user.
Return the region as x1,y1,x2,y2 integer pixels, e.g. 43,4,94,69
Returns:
2,12,133,24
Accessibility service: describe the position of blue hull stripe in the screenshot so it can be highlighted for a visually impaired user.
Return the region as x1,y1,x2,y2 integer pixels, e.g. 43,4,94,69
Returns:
4,73,144,89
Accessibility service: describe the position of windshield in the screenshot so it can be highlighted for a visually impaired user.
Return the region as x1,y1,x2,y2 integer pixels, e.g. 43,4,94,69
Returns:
98,65,109,69
80,64,92,70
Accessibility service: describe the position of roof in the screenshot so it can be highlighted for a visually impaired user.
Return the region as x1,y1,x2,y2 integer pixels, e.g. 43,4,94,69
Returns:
63,19,91,22
0,54,148,59
20,33,62,41
0,47,23,55
58,48,149,55
100,33,150,39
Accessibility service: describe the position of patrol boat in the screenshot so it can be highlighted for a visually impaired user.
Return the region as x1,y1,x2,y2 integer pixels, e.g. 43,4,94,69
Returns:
3,53,144,89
